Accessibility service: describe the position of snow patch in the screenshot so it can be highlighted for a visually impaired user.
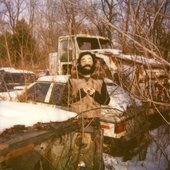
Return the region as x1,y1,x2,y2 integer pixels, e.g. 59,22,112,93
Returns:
37,75,69,83
0,67,34,74
0,101,77,133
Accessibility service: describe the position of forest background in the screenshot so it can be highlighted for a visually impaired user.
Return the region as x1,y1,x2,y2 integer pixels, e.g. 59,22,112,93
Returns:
0,0,169,71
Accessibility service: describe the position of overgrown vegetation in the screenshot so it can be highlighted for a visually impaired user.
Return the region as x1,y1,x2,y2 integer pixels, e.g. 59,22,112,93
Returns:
0,0,169,69
0,1,169,168
0,19,38,68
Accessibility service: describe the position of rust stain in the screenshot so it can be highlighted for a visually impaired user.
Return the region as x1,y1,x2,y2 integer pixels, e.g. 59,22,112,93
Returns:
0,144,34,163
0,144,9,151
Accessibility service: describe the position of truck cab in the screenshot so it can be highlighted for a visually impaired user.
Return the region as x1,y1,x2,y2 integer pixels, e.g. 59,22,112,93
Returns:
50,34,119,75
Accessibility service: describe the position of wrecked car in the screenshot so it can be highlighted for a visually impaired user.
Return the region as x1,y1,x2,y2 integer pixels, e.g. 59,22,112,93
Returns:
0,67,36,92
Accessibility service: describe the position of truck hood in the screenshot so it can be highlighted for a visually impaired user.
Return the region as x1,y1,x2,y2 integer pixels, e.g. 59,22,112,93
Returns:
90,49,120,72
91,49,170,68
90,49,121,55
0,101,77,133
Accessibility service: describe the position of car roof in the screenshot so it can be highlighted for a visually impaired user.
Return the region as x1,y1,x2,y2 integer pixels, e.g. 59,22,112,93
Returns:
0,67,34,74
37,75,70,83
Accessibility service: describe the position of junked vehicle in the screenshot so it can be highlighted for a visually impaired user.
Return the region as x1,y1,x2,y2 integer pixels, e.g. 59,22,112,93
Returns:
0,67,37,101
17,75,149,159
49,34,170,115
0,67,36,92
0,74,148,169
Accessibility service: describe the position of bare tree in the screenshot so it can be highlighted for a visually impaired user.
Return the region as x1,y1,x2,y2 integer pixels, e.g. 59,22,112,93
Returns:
60,0,86,34
100,0,119,40
0,0,26,32
117,0,170,58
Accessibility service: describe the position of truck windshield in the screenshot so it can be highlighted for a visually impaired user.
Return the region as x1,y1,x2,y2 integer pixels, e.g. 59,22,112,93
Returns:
77,37,100,50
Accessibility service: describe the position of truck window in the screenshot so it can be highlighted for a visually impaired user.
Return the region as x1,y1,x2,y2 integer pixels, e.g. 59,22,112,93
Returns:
59,40,73,62
77,37,100,50
60,40,68,62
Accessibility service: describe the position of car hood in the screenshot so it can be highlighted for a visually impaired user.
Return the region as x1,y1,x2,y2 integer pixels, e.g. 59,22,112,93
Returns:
107,85,132,112
0,101,77,133
105,80,142,112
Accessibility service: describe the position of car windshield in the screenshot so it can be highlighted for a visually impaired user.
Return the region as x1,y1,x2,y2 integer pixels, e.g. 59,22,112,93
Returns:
26,82,51,102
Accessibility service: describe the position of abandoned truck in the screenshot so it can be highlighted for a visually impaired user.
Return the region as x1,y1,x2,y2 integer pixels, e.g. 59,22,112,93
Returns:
49,34,170,115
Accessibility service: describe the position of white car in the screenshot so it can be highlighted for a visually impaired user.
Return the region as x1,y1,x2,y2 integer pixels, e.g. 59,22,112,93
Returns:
0,75,104,169
15,75,148,158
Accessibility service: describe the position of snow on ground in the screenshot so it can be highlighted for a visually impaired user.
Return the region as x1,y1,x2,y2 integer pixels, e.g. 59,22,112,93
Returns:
103,124,169,170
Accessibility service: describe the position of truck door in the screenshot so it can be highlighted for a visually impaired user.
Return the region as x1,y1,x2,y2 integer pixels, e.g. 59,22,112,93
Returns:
58,38,74,75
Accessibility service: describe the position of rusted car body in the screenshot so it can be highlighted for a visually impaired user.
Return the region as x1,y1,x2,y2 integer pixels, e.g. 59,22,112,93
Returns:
0,113,103,170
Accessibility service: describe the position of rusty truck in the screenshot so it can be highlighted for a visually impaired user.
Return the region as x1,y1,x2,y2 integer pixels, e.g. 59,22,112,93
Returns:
49,34,170,115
